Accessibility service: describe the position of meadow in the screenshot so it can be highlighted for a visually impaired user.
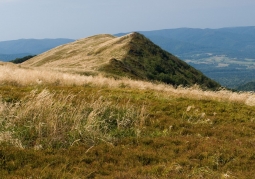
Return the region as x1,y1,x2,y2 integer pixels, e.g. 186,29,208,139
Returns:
1,63,255,178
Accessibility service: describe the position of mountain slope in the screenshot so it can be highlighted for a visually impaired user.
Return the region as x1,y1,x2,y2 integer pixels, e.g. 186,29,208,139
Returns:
115,27,255,88
23,34,130,71
115,26,255,59
23,33,220,89
102,33,220,89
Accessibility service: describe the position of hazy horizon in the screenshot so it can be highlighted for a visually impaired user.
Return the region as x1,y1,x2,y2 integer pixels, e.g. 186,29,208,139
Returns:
1,26,255,42
1,0,255,41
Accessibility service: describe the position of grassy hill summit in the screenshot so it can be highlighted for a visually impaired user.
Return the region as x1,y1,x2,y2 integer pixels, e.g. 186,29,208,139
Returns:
23,32,220,89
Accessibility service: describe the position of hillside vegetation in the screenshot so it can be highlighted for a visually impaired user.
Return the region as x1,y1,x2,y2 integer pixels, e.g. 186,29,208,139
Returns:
22,33,220,89
1,63,255,178
116,27,255,89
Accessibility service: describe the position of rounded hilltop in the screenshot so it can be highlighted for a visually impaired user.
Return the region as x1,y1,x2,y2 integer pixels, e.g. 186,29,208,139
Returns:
22,32,220,90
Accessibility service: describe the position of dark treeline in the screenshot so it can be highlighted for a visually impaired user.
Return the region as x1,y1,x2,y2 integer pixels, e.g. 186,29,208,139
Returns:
10,55,36,64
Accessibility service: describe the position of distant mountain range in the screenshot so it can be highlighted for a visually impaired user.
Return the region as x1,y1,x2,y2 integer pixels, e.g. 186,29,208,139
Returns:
2,26,255,61
0,38,74,61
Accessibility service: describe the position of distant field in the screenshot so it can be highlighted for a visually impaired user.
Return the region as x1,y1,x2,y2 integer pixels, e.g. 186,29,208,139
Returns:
185,54,255,68
184,54,255,89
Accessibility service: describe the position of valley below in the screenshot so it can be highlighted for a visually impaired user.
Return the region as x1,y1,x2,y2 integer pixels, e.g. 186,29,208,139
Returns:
183,54,255,89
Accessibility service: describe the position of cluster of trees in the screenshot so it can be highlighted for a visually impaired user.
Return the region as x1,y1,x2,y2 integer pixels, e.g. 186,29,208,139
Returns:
10,55,36,64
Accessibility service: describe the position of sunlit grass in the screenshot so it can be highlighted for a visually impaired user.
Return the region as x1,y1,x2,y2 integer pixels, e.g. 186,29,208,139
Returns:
1,63,255,106
1,63,255,178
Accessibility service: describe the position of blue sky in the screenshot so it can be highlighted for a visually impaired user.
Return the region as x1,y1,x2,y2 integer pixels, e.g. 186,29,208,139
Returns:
1,0,255,41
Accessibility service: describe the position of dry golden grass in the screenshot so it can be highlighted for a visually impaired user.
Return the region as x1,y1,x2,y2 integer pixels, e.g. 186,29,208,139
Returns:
1,62,255,106
0,88,145,149
1,63,255,178
22,33,133,71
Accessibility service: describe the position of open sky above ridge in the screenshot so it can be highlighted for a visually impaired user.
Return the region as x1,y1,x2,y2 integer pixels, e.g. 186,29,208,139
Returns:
0,0,255,41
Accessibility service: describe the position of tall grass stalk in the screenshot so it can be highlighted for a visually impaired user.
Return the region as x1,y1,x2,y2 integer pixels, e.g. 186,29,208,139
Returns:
0,89,146,149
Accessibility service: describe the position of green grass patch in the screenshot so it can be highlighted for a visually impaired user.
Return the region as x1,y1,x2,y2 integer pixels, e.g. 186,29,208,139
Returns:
1,84,255,178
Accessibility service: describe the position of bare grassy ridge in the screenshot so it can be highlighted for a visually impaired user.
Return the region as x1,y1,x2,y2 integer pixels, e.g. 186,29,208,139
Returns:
21,34,131,71
20,33,220,89
1,63,255,178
